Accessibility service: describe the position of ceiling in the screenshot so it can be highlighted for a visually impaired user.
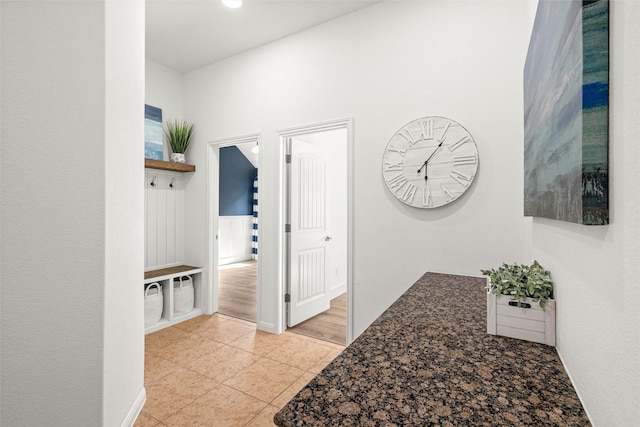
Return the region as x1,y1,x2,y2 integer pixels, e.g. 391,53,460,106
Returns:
146,0,378,73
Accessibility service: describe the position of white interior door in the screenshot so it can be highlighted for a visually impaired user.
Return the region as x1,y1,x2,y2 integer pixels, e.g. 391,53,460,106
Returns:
287,138,331,327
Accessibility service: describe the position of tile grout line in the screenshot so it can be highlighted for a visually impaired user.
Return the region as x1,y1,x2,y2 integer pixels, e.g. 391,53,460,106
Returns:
140,312,346,427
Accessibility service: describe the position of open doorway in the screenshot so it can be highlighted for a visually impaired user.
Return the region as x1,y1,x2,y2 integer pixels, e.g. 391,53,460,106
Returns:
206,134,260,324
281,123,350,346
217,143,258,323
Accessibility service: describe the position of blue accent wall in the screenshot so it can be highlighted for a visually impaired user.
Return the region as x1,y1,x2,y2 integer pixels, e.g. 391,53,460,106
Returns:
219,146,257,216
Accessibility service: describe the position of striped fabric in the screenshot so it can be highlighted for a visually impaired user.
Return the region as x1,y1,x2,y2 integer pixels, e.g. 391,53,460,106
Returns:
252,173,258,260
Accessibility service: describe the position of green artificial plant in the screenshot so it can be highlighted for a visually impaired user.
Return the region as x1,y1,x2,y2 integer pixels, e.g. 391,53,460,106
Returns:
481,260,554,309
164,119,195,154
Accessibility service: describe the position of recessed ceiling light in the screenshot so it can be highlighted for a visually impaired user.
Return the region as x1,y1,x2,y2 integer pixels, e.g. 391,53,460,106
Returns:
222,0,242,8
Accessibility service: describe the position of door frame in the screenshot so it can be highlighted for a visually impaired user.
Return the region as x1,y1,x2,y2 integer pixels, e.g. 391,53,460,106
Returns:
206,133,262,320
278,118,354,344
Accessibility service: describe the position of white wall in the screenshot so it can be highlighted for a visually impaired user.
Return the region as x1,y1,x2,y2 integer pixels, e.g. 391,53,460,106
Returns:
104,1,146,425
0,1,145,425
182,1,531,336
145,59,185,161
527,1,640,425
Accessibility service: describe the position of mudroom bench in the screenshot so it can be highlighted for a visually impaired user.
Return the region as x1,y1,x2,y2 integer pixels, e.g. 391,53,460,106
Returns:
143,265,203,334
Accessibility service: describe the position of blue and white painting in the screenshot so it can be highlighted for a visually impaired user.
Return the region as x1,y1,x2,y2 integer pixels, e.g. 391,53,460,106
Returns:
145,104,164,160
524,0,609,225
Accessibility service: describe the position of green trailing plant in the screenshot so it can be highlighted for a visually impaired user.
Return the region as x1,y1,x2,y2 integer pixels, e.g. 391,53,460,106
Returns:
481,260,554,309
164,119,195,154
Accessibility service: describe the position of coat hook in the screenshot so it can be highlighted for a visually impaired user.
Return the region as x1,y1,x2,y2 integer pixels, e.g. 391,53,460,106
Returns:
169,177,175,188
150,175,157,187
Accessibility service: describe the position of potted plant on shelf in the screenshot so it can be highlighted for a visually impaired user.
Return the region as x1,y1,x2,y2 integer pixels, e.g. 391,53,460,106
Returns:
481,260,556,346
164,119,195,163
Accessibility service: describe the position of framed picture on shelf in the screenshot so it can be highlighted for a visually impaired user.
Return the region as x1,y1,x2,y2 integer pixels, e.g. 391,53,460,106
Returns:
145,104,164,160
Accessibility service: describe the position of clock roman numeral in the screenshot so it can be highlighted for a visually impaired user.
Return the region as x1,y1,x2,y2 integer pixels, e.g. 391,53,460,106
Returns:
398,128,418,146
384,160,403,172
387,146,407,156
448,135,471,151
400,183,417,204
422,185,432,207
419,118,434,140
453,154,477,166
387,173,408,191
438,121,451,143
441,183,453,201
450,169,472,187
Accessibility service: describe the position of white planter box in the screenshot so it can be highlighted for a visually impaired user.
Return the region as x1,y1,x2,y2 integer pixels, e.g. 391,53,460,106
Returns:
487,292,556,346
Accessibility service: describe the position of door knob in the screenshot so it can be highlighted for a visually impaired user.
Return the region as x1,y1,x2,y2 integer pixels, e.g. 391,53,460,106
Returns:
324,236,332,241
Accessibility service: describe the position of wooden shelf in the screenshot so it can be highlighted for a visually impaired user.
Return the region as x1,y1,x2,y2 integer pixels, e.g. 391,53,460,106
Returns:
144,265,202,281
145,158,195,172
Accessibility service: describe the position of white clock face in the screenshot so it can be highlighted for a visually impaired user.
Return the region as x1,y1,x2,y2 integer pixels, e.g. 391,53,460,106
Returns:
382,116,479,208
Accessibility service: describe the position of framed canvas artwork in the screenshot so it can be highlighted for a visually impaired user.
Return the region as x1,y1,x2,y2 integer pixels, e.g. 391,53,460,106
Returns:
524,0,609,225
145,104,164,160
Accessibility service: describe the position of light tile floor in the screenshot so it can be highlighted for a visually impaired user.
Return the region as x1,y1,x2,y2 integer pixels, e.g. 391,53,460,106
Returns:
136,314,345,427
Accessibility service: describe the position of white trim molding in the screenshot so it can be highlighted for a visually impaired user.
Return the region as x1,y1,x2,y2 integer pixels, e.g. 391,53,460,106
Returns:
122,388,146,427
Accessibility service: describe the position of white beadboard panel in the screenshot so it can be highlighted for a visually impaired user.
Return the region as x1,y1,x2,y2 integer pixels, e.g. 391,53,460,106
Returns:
144,170,185,270
218,215,253,265
164,174,183,266
145,171,158,268
175,175,184,265
156,173,167,266
144,172,149,267
219,219,233,260
297,155,325,231
298,247,325,301
165,174,177,265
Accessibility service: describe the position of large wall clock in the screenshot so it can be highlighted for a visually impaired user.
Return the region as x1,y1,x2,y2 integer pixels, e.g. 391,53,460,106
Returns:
382,116,479,208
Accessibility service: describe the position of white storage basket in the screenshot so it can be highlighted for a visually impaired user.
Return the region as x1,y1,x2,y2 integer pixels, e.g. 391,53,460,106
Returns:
173,275,194,316
144,282,163,327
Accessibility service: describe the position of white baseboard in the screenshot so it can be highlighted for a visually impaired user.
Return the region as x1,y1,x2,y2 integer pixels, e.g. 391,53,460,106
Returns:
219,254,253,266
328,282,347,300
257,320,277,334
121,387,146,427
556,348,593,425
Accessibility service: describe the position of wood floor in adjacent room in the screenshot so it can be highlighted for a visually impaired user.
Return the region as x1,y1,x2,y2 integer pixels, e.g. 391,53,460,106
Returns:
218,261,258,323
287,293,346,346
218,260,347,346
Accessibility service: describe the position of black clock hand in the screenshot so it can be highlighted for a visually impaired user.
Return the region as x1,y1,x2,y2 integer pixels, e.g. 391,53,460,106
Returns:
417,141,445,174
417,160,427,174
426,141,445,163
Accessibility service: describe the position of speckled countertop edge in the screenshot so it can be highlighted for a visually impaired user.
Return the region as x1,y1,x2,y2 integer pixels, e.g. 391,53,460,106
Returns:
274,272,590,427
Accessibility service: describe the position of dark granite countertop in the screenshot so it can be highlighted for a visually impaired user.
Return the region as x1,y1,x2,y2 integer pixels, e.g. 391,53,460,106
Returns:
274,272,590,426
